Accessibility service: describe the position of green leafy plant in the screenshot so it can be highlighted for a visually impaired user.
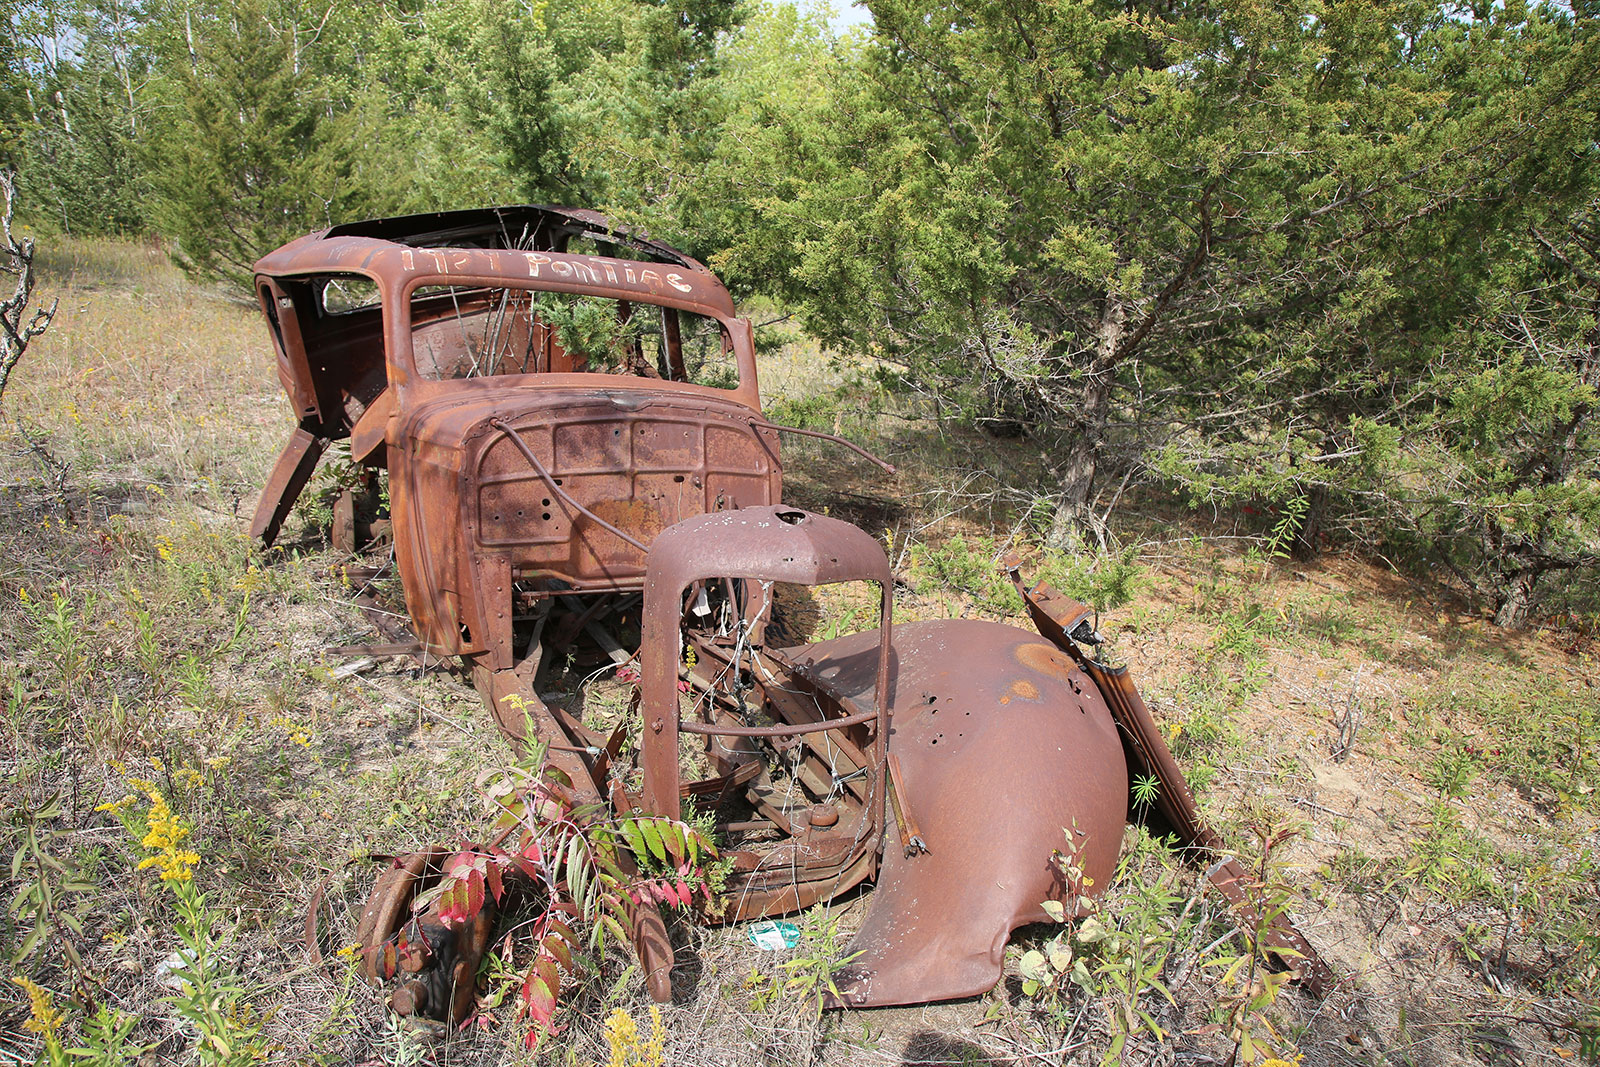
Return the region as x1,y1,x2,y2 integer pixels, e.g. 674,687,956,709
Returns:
6,791,94,983
1019,826,1181,1064
1262,494,1311,564
395,742,718,1048
1200,822,1305,1064
777,908,863,1018
66,1003,146,1065
105,788,265,1066
907,534,1021,615
1427,742,1482,799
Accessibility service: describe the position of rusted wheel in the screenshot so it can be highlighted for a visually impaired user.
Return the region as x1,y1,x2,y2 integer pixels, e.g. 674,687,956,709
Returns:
353,847,496,1026
353,848,444,984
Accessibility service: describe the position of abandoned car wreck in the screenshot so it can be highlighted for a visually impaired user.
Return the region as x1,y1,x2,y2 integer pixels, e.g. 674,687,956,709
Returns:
250,206,1332,1026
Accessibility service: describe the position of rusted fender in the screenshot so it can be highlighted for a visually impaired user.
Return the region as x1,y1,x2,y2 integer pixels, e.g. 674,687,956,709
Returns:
786,619,1129,1007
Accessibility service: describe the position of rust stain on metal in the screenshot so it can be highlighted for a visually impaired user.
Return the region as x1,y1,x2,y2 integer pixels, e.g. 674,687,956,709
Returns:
255,206,1333,1027
1005,677,1040,702
1014,639,1078,677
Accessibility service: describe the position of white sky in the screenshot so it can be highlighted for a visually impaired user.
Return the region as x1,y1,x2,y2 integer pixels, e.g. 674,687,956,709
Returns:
824,1,875,33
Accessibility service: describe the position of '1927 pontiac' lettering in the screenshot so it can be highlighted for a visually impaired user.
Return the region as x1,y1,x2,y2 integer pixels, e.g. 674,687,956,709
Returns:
524,252,693,294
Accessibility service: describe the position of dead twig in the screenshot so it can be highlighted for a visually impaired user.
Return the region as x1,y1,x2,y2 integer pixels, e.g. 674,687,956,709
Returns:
1330,672,1363,763
0,167,59,407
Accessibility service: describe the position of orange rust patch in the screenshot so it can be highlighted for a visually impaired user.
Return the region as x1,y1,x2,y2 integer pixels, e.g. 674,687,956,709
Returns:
586,499,662,556
1009,678,1040,701
1015,641,1077,678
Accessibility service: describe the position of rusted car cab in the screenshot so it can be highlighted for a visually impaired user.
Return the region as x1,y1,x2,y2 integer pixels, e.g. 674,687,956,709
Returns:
251,206,781,663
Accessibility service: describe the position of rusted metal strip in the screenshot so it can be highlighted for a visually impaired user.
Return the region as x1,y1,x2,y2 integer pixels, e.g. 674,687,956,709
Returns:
327,641,425,658
1006,562,1335,996
304,881,328,967
252,427,328,547
886,754,928,857
677,706,879,738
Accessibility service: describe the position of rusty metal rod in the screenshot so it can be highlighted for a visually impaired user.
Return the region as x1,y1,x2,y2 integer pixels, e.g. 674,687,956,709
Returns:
677,706,878,738
886,753,928,856
488,418,650,553
327,641,425,657
748,418,896,474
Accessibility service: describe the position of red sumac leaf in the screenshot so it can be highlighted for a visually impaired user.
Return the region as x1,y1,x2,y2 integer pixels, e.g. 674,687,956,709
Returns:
535,953,559,995
521,972,552,1017
485,862,504,904
543,934,573,972
662,822,684,863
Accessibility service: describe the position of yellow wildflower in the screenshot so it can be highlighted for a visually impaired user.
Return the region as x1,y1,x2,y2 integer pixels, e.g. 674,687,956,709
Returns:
604,1008,637,1067
94,793,138,813
11,976,63,1038
136,790,200,882
603,1006,665,1067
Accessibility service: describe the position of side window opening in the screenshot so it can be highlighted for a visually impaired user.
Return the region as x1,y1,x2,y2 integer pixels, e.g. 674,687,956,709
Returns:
319,275,381,315
260,284,287,355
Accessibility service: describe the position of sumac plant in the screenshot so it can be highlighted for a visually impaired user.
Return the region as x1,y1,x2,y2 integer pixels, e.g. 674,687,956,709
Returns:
400,749,717,1047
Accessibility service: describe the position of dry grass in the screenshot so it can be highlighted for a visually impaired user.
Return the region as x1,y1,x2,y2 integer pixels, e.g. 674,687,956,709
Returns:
1,244,1596,1067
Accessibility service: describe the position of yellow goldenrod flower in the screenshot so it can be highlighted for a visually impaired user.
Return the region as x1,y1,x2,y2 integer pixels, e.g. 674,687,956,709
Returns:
136,790,199,882
11,976,63,1038
603,1006,666,1067
94,793,139,813
604,1008,638,1067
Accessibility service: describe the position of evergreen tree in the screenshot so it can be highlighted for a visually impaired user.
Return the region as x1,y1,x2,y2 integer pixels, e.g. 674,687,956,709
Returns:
145,0,356,286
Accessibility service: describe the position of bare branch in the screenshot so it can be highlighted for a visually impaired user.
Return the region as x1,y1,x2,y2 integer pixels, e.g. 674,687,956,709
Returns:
0,168,59,406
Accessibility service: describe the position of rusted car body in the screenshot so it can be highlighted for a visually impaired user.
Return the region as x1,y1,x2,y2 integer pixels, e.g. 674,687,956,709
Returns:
252,206,779,656
254,208,1331,1024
